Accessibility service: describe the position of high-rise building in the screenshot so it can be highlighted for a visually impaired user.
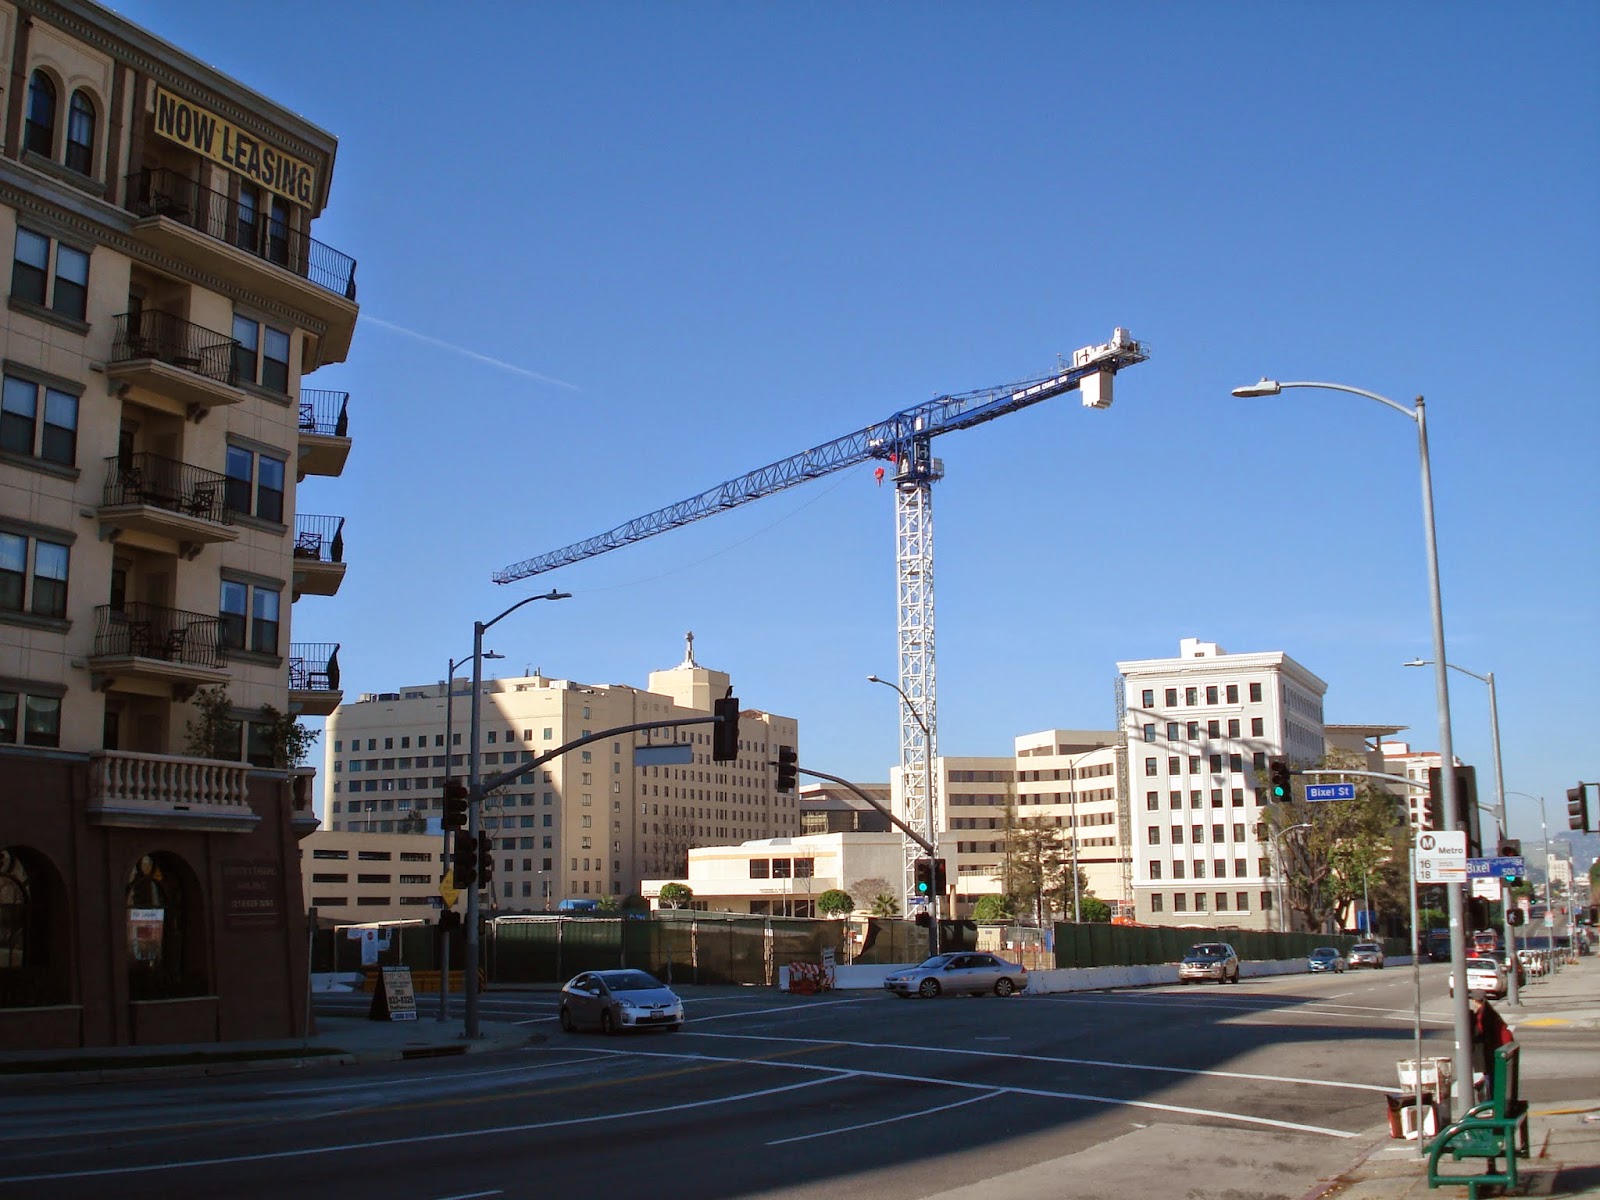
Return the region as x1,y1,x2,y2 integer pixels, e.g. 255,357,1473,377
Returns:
323,638,799,907
1118,638,1327,930
0,0,356,1047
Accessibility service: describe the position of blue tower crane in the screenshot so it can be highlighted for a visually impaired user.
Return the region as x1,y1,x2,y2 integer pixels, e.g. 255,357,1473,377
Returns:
494,328,1150,916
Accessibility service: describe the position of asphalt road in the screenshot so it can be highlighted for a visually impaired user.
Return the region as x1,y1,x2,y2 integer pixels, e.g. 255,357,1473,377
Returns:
1,963,1588,1200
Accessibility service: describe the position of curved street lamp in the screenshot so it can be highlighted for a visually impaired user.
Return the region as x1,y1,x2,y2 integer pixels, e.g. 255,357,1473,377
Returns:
867,673,938,956
1233,377,1471,1106
1269,822,1313,934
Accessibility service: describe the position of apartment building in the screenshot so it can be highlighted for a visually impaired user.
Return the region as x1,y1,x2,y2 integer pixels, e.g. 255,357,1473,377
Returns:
1013,730,1126,910
1119,638,1328,930
300,829,440,925
642,832,904,916
1381,740,1447,830
323,639,800,908
0,0,356,1048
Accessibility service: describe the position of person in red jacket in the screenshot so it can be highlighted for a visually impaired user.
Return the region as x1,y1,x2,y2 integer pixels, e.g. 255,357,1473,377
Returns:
1469,990,1515,1098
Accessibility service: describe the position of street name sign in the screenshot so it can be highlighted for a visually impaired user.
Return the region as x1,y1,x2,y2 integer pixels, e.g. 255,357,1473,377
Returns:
1467,856,1527,880
1305,783,1357,802
1416,830,1467,883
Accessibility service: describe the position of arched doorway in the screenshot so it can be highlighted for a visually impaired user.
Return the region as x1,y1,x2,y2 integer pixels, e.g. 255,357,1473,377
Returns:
126,853,209,999
0,846,66,1008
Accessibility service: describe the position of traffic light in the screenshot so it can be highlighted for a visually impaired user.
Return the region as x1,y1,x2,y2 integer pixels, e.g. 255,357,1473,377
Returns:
478,836,495,887
914,910,931,927
1427,766,1484,857
775,745,798,793
443,778,468,830
913,857,934,898
1506,907,1525,927
1498,838,1521,859
933,858,948,894
1570,784,1591,832
1268,759,1292,802
454,832,478,889
712,694,740,762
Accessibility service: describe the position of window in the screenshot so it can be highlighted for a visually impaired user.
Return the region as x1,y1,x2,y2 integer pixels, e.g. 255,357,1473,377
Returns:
1173,893,1187,912
1205,686,1218,704
1147,826,1161,845
1236,892,1249,911
1193,860,1206,879
1184,687,1197,705
1172,861,1185,879
1214,857,1226,877
231,314,291,392
1167,756,1180,773
1145,791,1159,811
1261,891,1273,911
1170,825,1182,844
219,579,280,656
1210,788,1223,807
1227,719,1240,738
1207,720,1220,738
1212,824,1225,842
1194,893,1208,912
1215,892,1229,911
24,72,55,157
1142,723,1155,742
11,229,87,322
1169,791,1182,809
1233,826,1246,843
1235,856,1247,875
1226,684,1239,704
1149,862,1162,879
1143,757,1157,777
225,445,286,523
0,530,69,619
1192,823,1204,843
1166,722,1179,740
1249,682,1263,703
1209,753,1222,772
1140,689,1154,707
0,686,62,746
1164,688,1177,706
1251,717,1264,736
65,91,96,174
1229,753,1243,772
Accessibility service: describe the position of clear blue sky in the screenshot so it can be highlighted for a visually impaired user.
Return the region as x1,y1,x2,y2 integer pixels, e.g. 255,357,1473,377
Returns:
112,1,1599,850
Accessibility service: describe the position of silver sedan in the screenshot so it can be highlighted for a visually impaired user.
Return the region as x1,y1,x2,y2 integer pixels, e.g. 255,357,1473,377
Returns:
883,952,1028,999
558,969,685,1034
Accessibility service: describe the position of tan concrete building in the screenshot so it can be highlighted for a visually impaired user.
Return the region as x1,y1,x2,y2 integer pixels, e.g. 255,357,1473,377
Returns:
324,638,800,909
0,0,355,1047
1012,730,1127,912
300,829,441,924
1119,638,1328,930
642,832,903,916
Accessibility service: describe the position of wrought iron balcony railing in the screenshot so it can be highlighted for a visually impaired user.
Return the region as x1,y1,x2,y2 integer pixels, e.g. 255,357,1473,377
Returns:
288,642,340,693
101,453,233,524
298,389,350,437
293,514,345,563
125,167,358,301
110,309,239,388
92,602,225,668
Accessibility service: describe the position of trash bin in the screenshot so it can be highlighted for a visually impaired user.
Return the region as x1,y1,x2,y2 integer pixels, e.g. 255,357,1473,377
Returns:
1387,1092,1440,1139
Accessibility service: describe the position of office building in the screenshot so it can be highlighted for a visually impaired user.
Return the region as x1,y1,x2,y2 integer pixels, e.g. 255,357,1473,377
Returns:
1119,638,1328,930
323,638,800,907
0,0,355,1047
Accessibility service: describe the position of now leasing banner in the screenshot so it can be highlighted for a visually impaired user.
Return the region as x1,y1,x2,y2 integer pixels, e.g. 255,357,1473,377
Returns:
152,85,318,204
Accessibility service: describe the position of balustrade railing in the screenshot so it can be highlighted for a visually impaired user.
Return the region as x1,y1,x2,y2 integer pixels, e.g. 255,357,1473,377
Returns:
293,514,345,564
110,309,239,387
92,602,225,668
288,642,340,693
89,749,250,813
298,389,350,437
101,453,232,524
124,167,358,300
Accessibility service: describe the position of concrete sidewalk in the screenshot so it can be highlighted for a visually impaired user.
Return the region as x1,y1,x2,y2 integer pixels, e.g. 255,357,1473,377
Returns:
1308,956,1600,1199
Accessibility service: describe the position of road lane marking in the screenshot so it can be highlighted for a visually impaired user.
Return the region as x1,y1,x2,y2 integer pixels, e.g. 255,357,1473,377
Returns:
573,1046,1359,1139
0,1074,851,1184
685,1031,1395,1094
687,998,868,1023
1039,993,1454,1026
436,1192,503,1199
766,1089,1001,1145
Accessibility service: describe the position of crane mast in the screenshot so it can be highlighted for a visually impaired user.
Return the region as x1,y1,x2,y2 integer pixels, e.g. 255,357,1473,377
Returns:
495,330,1149,916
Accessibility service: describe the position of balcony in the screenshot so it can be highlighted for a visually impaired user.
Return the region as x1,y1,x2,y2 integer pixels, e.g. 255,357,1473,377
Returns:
289,642,342,717
88,602,229,697
298,389,351,479
123,168,358,363
105,310,243,419
97,454,239,558
292,514,346,599
87,749,258,833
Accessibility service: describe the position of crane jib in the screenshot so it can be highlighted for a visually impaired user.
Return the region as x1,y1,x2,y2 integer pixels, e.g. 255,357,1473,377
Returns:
492,333,1148,583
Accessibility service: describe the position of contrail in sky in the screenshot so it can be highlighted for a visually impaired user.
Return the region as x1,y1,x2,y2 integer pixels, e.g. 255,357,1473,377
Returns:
362,315,580,391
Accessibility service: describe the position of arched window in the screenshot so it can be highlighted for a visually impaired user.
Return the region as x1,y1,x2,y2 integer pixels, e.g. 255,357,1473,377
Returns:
24,71,56,157
65,90,96,175
0,847,60,1008
126,853,206,999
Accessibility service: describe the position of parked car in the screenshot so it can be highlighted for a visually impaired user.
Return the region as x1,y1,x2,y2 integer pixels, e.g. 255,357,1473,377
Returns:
558,969,685,1034
1447,956,1508,1000
1348,942,1386,969
1307,946,1347,974
1178,942,1240,985
883,952,1027,998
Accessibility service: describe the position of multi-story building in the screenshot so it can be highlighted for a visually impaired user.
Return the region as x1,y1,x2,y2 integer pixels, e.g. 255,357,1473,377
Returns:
642,831,904,916
1381,740,1447,830
300,829,439,924
0,1,355,1048
798,781,891,836
0,2,356,1049
1119,638,1328,930
1013,730,1126,911
323,639,800,908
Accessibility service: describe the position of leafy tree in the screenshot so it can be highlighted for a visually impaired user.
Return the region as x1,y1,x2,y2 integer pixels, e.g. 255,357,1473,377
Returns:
657,882,693,910
817,889,854,917
1006,817,1068,926
256,702,319,768
868,891,900,917
621,893,651,913
1077,895,1112,923
849,877,892,906
183,686,240,760
972,894,1014,922
597,894,620,912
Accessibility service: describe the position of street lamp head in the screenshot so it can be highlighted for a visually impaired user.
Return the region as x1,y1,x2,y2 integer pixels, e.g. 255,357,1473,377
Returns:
1403,658,1429,668
542,589,573,601
1231,378,1283,398
483,651,506,661
866,674,883,684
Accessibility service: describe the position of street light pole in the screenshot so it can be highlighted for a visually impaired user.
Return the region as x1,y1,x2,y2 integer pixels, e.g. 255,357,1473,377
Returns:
1271,822,1312,934
1405,658,1517,1004
465,589,570,1040
868,673,939,957
1234,378,1472,1110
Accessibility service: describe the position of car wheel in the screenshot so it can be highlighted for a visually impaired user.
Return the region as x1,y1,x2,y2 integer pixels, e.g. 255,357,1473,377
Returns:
559,1005,576,1033
994,978,1016,997
666,1022,682,1033
1378,962,1385,970
918,978,941,999
601,1010,618,1036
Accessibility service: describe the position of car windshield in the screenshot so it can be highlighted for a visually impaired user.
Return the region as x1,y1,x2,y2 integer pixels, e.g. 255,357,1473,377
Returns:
1311,948,1337,958
917,955,958,969
1354,944,1379,951
1188,945,1227,957
600,971,664,992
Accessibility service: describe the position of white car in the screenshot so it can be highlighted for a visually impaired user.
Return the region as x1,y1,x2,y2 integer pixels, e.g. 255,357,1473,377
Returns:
883,952,1027,999
558,969,685,1034
1348,942,1386,969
